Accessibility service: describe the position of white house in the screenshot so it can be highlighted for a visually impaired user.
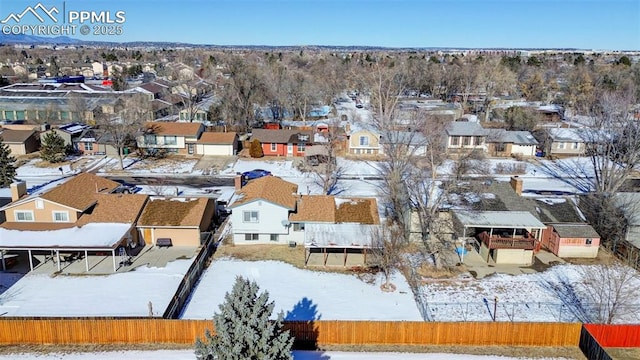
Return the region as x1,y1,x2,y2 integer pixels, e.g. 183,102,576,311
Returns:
229,177,381,247
229,177,299,245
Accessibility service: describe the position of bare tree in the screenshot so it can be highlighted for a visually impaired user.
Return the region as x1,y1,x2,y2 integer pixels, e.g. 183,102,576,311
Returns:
219,56,268,132
579,262,640,324
370,222,405,292
310,122,346,195
98,93,151,170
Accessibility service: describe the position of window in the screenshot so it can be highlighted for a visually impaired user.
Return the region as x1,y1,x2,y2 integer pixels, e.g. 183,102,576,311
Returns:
164,136,177,145
450,136,460,146
572,142,579,149
5,111,14,120
14,211,34,222
35,199,44,209
60,111,70,121
293,223,305,231
462,136,472,146
244,233,259,241
558,142,565,149
270,234,279,242
187,143,195,155
297,144,305,152
243,211,259,223
495,142,506,152
84,142,93,151
53,211,69,222
270,143,277,152
586,238,593,245
15,111,25,120
359,136,369,146
144,134,157,145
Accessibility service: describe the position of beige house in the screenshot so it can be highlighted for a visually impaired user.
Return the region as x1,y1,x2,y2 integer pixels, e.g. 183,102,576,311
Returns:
136,197,215,247
137,122,205,155
0,173,148,272
0,129,39,155
346,123,381,155
544,128,588,158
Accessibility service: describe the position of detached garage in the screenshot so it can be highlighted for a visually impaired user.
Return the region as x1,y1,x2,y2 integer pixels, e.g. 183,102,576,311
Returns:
136,197,216,247
196,132,238,156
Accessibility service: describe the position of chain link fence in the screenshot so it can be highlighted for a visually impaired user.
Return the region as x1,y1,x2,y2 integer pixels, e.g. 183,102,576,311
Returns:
419,298,640,323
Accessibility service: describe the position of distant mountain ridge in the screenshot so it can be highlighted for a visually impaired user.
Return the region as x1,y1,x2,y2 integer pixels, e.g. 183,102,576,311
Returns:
0,34,595,52
0,34,79,44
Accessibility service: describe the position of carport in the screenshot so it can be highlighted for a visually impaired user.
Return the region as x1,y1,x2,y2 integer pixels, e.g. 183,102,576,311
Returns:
303,223,381,266
0,223,134,272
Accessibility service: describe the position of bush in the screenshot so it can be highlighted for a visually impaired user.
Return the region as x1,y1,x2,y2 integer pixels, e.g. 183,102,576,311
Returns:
249,139,264,158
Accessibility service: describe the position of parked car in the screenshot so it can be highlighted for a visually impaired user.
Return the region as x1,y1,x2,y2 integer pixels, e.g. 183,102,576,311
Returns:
241,169,272,185
112,180,140,194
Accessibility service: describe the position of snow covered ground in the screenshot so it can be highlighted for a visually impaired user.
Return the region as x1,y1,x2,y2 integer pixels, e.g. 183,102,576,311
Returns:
0,260,192,317
98,157,201,175
181,259,422,321
420,264,640,323
0,350,571,360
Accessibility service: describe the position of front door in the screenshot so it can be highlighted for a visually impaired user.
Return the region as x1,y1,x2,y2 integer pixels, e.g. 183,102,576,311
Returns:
188,143,195,155
287,143,293,156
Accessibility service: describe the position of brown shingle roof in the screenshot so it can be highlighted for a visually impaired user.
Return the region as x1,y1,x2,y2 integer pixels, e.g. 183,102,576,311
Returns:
137,197,211,227
335,198,380,224
230,176,298,209
251,129,314,144
289,195,335,222
289,196,380,224
197,132,237,144
40,173,120,211
144,122,203,137
76,193,148,225
0,129,36,143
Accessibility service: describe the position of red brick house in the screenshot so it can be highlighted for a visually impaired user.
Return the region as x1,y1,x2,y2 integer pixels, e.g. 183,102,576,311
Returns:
250,129,314,157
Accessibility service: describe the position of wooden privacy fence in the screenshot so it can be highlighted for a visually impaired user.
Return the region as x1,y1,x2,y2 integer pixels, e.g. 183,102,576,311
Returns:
583,324,640,348
0,320,581,346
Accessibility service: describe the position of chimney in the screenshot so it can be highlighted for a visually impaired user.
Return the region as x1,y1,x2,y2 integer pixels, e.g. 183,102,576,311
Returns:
510,176,523,196
10,181,27,202
234,174,242,190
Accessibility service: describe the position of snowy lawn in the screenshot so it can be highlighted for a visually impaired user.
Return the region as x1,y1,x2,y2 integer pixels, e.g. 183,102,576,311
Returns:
0,350,572,360
0,260,192,317
181,259,422,321
97,156,200,175
16,158,78,177
421,264,640,323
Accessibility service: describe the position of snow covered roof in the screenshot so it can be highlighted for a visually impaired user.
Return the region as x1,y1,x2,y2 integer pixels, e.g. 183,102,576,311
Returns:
0,223,131,249
454,210,546,229
304,223,382,248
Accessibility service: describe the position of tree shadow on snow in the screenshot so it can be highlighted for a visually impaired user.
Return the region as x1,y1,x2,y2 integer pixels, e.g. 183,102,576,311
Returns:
536,271,594,323
285,297,329,359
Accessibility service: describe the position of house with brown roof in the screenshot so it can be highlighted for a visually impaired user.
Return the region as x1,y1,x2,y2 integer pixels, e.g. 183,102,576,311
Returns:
0,173,148,272
196,132,238,156
0,128,39,155
251,129,313,157
137,122,204,155
136,197,215,247
228,176,380,252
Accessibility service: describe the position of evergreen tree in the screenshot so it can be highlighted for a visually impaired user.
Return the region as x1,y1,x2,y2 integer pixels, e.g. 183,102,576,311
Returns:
0,137,17,187
40,132,67,163
195,276,293,360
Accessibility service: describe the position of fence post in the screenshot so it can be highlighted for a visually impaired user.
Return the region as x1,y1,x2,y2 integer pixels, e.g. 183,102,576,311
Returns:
493,297,498,321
